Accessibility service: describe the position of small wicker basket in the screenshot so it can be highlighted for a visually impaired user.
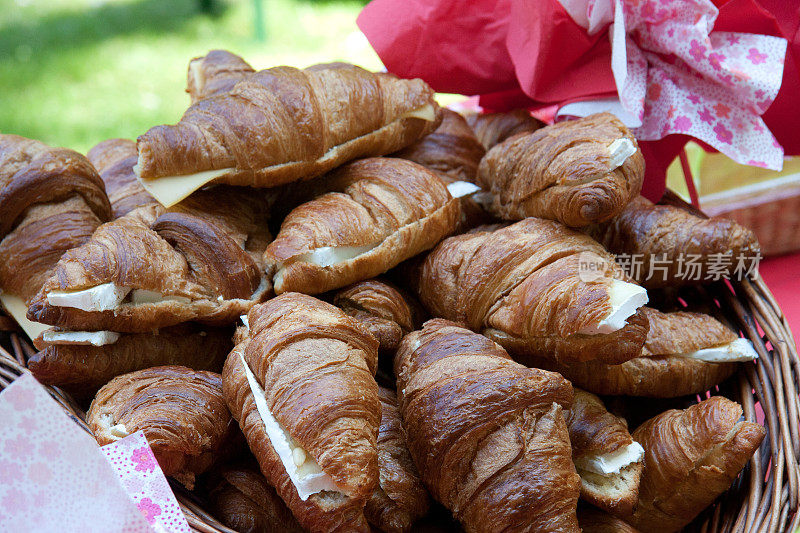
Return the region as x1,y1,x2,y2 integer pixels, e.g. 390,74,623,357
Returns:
1,195,799,533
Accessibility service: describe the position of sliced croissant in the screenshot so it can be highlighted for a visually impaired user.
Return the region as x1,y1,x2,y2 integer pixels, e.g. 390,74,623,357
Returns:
366,386,430,533
207,464,304,533
27,324,231,401
27,186,272,332
222,293,380,532
577,507,640,533
187,49,255,103
266,157,460,295
332,278,421,354
628,396,766,532
584,196,760,288
464,109,544,150
477,113,644,227
565,389,643,516
520,307,750,397
136,61,441,207
87,138,155,218
0,135,111,337
396,319,580,533
87,366,234,489
415,218,649,364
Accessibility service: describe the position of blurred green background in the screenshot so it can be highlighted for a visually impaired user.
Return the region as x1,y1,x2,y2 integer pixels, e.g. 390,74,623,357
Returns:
0,0,381,153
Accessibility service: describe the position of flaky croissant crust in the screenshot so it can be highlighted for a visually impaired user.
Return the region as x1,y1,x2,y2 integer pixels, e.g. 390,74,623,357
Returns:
464,109,544,151
186,50,255,103
88,138,154,218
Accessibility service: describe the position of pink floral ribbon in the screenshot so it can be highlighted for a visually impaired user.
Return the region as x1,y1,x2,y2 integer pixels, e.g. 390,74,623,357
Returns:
558,0,787,170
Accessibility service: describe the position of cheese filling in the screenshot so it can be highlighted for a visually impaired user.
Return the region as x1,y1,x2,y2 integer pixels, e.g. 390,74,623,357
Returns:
607,138,637,169
99,413,129,440
274,243,379,288
130,289,191,305
47,283,131,312
239,353,341,500
446,181,482,198
574,441,645,476
677,338,759,363
0,292,49,340
42,329,120,347
578,280,648,335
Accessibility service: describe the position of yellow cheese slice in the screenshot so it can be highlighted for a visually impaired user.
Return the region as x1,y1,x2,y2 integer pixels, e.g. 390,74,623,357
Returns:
0,293,49,341
401,103,437,121
137,167,232,208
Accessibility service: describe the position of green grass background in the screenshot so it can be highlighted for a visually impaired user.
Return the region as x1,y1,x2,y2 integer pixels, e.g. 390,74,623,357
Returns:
0,0,380,153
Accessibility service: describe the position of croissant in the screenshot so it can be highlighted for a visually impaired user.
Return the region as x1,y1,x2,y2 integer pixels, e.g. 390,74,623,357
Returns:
0,135,111,338
577,507,640,533
366,386,430,533
332,278,421,354
27,185,272,332
415,218,649,364
206,464,304,533
520,307,752,397
464,109,544,150
87,366,234,489
564,389,643,516
628,396,766,532
265,157,460,295
395,319,580,533
27,324,231,401
584,196,760,288
87,138,155,218
187,49,255,103
222,293,380,532
136,61,442,207
477,113,644,227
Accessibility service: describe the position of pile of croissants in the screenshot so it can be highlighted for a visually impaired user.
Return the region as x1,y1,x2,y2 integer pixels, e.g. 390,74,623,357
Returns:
0,50,766,533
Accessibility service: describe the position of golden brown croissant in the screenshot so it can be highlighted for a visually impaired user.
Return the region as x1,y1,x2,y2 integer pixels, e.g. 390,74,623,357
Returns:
520,307,749,397
0,135,111,336
87,366,234,489
628,396,765,532
187,49,255,103
87,138,155,218
564,389,643,516
207,464,304,533
584,196,760,288
332,278,421,354
577,507,640,533
28,186,272,332
366,386,430,533
222,293,380,532
477,113,644,227
266,157,460,295
464,109,544,150
27,324,231,401
396,319,580,533
415,218,649,364
136,61,441,207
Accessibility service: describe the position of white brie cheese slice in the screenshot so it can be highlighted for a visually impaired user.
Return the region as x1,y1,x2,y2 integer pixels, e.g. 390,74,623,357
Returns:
0,293,49,340
47,283,131,312
579,280,648,335
574,441,645,476
130,289,191,305
678,338,759,363
607,138,637,169
239,353,341,500
447,181,482,198
42,329,120,347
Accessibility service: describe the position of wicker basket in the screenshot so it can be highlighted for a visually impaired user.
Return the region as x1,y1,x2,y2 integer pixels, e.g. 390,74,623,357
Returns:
1,197,799,533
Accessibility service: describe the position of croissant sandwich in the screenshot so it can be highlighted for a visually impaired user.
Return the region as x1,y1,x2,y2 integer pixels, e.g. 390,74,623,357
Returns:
222,293,380,532
87,138,155,218
564,389,643,516
265,157,460,295
27,186,273,332
628,396,766,532
332,278,421,354
187,49,256,103
585,196,760,288
523,307,756,397
415,218,649,365
136,60,442,207
577,507,640,533
477,113,644,227
0,135,111,339
28,324,231,401
396,319,580,533
366,386,430,533
206,464,304,533
87,366,234,489
464,109,545,151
